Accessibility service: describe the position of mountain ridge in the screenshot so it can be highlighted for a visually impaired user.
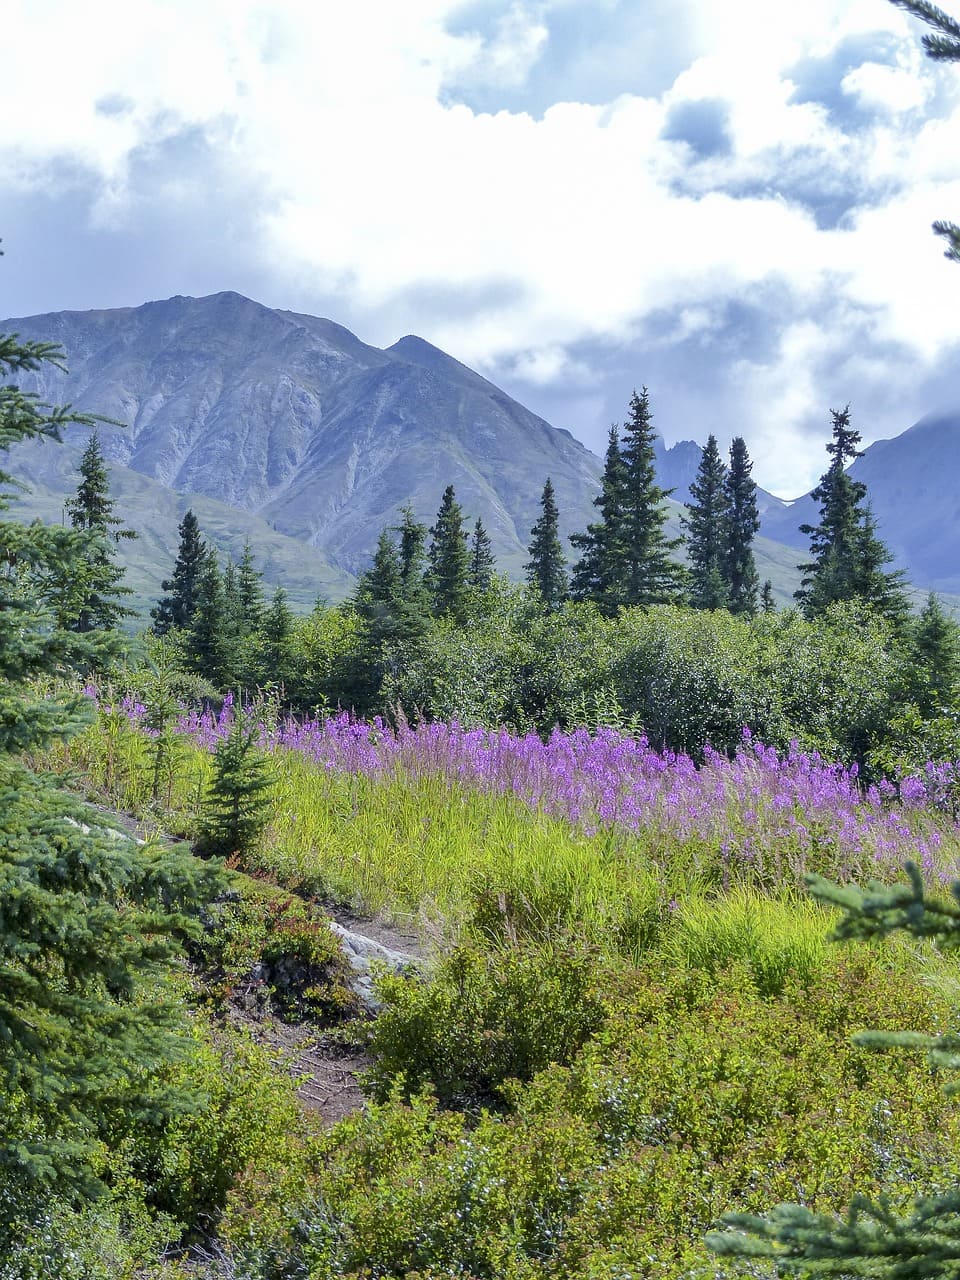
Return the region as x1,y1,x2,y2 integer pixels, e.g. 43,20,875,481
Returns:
5,290,955,611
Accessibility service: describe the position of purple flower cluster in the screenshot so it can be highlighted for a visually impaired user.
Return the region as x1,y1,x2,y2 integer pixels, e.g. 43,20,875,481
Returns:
97,687,959,884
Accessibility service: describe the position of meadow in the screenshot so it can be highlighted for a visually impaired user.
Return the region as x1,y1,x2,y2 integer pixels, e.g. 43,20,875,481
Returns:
23,690,960,1277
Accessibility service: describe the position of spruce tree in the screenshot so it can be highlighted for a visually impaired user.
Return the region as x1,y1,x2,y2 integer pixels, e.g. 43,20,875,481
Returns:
683,434,729,610
761,579,776,613
428,484,471,623
184,547,232,685
854,506,910,626
796,407,905,621
395,505,433,636
355,528,407,648
222,554,243,645
619,387,686,606
468,517,496,593
237,539,265,635
570,425,628,612
258,585,296,691
57,430,137,638
723,436,761,616
796,406,866,616
152,508,205,634
910,592,960,716
526,477,568,610
0,282,219,1200
197,714,275,858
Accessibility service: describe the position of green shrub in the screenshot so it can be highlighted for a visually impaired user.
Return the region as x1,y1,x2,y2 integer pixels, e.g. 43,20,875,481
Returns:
259,946,960,1280
196,875,357,1022
363,939,610,1106
110,1019,309,1232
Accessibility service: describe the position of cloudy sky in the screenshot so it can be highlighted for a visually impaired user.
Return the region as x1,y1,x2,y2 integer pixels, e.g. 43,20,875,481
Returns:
2,0,960,496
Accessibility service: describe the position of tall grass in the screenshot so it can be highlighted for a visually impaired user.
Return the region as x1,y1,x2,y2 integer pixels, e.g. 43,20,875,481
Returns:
39,701,960,964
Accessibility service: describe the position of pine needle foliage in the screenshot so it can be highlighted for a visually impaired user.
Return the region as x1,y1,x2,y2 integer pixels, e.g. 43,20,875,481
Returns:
723,436,761,616
684,433,729,610
526,477,568,610
428,485,471,623
796,407,907,621
468,517,496,593
0,262,222,1198
620,387,686,607
890,1,960,257
151,508,206,635
197,714,275,858
570,424,629,613
61,430,137,638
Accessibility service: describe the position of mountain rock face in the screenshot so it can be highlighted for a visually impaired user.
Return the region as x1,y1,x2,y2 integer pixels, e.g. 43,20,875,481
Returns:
759,411,960,596
5,292,605,576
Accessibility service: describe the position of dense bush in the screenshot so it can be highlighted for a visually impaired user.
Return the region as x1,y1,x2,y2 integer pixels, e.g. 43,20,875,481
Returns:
243,946,960,1280
363,939,610,1106
375,597,909,769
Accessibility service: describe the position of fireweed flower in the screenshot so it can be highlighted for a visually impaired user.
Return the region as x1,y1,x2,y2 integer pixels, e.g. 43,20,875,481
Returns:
88,689,960,883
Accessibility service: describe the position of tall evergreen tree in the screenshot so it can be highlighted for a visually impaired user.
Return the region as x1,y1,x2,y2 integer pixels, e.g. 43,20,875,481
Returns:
853,506,910,626
236,539,265,635
222,554,243,644
570,425,628,612
258,584,296,691
619,387,686,606
909,592,960,716
0,284,219,1201
428,484,471,623
184,547,232,685
723,436,761,616
468,517,496,593
683,434,729,610
760,579,776,613
59,430,137,637
526,476,568,610
152,509,205,634
796,407,905,620
394,505,433,639
354,528,406,647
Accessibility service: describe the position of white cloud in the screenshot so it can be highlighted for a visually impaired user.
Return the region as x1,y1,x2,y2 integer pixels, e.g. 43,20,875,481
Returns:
842,60,931,113
1,0,959,495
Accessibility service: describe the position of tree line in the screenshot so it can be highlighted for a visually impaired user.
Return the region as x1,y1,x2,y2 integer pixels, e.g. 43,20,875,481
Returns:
49,376,927,738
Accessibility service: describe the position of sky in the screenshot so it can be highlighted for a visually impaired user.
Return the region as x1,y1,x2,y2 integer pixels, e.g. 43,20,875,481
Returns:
2,0,960,497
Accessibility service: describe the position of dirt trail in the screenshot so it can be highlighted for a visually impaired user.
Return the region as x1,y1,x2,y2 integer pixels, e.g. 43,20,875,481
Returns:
81,798,432,1124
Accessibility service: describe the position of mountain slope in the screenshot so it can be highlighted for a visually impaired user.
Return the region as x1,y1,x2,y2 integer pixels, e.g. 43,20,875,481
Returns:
7,440,353,615
4,292,603,576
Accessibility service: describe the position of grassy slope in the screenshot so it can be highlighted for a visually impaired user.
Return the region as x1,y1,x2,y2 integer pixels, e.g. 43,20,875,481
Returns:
7,440,355,616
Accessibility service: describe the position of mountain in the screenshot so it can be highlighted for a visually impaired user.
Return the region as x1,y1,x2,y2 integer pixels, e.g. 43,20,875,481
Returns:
758,411,960,597
0,291,838,610
3,292,603,580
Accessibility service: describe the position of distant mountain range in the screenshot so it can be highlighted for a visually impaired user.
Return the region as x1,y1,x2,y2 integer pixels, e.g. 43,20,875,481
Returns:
0,291,953,612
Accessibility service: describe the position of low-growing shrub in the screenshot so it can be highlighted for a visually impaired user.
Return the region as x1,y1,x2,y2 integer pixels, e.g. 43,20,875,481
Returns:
256,946,960,1280
363,939,610,1106
196,875,358,1022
